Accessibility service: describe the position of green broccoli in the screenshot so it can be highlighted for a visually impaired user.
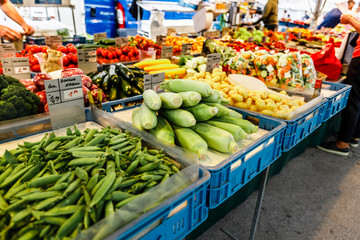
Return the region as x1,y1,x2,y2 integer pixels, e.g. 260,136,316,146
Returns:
0,77,9,92
4,75,25,88
0,101,17,120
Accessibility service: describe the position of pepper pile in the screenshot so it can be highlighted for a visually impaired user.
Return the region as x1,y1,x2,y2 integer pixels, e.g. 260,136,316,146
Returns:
0,125,178,239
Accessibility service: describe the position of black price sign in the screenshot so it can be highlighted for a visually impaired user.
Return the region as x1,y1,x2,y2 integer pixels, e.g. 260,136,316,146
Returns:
181,43,192,56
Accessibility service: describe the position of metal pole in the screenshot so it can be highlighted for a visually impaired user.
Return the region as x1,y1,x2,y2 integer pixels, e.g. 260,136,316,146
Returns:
310,0,323,30
71,5,77,35
248,166,270,240
57,7,61,22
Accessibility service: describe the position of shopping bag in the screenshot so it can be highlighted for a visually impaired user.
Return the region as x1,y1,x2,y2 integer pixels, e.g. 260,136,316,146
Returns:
311,41,343,80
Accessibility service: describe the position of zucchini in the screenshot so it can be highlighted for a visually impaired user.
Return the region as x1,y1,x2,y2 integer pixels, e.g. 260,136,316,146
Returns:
109,65,120,85
93,71,108,88
102,74,111,94
77,44,99,49
131,86,142,96
121,79,132,96
109,87,118,101
116,63,136,82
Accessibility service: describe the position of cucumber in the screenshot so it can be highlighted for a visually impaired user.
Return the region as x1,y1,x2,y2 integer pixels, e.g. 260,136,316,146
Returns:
260,70,268,78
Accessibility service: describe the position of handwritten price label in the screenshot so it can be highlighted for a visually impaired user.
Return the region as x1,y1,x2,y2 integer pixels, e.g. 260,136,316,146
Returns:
143,72,165,93
206,53,221,72
94,32,107,42
78,48,97,73
161,46,173,59
64,88,83,100
2,57,30,79
0,43,16,58
181,43,192,56
45,36,63,49
14,66,30,74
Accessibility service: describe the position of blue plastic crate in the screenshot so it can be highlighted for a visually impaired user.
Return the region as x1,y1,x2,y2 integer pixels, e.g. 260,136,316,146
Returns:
108,168,210,240
206,109,286,208
321,81,351,122
62,36,87,45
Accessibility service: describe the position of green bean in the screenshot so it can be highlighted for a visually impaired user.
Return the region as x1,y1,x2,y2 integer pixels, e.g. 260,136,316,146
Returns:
28,174,62,188
118,178,140,188
0,192,8,210
63,178,81,197
68,158,100,166
5,182,26,199
86,173,99,193
47,182,68,191
55,188,82,208
44,205,78,216
44,141,61,152
83,188,91,207
14,188,41,198
52,136,77,141
110,191,133,202
42,132,55,148
109,133,126,141
56,171,72,185
1,165,33,188
105,200,114,217
11,163,25,175
22,191,60,201
115,195,139,209
147,149,160,155
110,141,130,150
75,167,88,182
89,207,96,223
95,199,105,221
90,172,116,208
131,182,149,193
40,216,67,226
77,196,85,205
120,144,137,153
11,208,32,223
158,164,172,171
73,125,81,136
62,137,81,149
45,151,62,159
161,173,170,183
72,151,105,158
5,199,26,212
114,152,120,170
125,159,140,175
91,177,105,197
135,162,159,174
143,153,159,162
0,166,13,185
141,174,163,181
139,158,149,166
33,196,61,210
56,206,85,239
19,164,43,183
4,150,19,164
84,210,91,229
84,134,107,146
39,225,51,238
17,229,38,240
106,161,115,173
146,170,172,176
109,137,127,146
54,161,67,170
84,129,97,143
171,165,180,173
67,146,101,152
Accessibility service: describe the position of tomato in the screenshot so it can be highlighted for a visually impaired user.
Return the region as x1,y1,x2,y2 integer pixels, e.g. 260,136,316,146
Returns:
41,46,49,53
114,58,119,63
63,55,69,66
112,51,117,58
32,65,41,72
134,48,139,55
127,51,134,58
31,45,41,54
67,46,77,54
57,46,67,54
116,49,122,56
29,58,38,65
107,52,113,59
136,55,139,60
25,45,32,52
68,64,76,68
71,54,78,64
66,43,75,48
120,55,126,61
125,56,130,62
101,49,108,58
131,56,136,61
97,48,102,56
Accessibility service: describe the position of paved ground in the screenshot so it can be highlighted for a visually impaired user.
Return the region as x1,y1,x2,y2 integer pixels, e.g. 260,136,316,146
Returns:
197,144,360,240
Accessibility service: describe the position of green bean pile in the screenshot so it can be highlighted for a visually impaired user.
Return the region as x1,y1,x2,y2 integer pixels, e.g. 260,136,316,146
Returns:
0,125,179,240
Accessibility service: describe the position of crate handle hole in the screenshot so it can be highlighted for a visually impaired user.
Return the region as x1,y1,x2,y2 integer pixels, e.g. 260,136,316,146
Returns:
244,144,264,162
305,112,314,122
231,159,242,171
265,137,275,147
168,200,188,219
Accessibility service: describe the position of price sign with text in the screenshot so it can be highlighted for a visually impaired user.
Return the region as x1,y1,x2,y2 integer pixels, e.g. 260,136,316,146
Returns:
45,36,63,49
285,31,290,43
180,33,188,38
167,28,176,36
161,46,173,59
262,36,267,43
115,37,128,47
206,53,221,72
0,43,16,58
144,72,165,92
77,48,97,74
181,43,192,56
247,37,254,43
156,35,167,46
204,31,220,38
2,57,30,79
44,76,85,129
94,32,107,42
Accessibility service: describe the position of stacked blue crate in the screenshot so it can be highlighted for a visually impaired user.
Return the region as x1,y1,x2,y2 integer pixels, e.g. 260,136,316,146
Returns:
85,0,117,37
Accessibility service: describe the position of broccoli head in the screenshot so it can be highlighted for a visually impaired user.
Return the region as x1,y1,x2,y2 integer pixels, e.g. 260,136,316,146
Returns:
4,75,25,88
0,77,9,92
0,101,17,121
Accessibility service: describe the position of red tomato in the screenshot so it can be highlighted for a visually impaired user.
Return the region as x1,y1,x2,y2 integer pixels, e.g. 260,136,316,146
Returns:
25,45,32,52
131,56,136,61
41,46,49,53
116,49,122,56
107,52,113,60
67,46,77,54
134,48,139,55
114,58,119,63
57,46,67,54
63,55,69,66
120,55,126,61
125,56,130,62
96,48,102,56
71,54,78,64
31,45,41,54
66,43,75,48
32,65,41,72
122,47,128,54
128,51,134,57
68,64,76,68
101,50,108,58
112,51,117,58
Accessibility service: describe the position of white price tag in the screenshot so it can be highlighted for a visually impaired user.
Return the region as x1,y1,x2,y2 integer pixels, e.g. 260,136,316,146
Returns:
14,66,30,74
45,36,63,49
78,48,98,74
181,43,192,56
143,72,165,93
2,57,30,79
94,32,107,42
0,43,16,58
44,76,85,130
115,37,128,47
156,35,167,46
161,46,173,59
206,53,221,72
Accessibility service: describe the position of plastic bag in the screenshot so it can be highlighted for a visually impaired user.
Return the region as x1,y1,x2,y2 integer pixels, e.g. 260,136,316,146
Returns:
241,51,257,76
149,11,166,41
301,54,316,89
276,52,303,89
254,54,278,86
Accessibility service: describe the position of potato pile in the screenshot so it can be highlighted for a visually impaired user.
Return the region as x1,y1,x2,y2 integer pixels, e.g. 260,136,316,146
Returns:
185,68,306,119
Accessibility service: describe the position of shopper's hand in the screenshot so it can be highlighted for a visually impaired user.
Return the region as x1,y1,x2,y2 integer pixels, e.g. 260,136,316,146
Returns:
0,25,22,41
22,23,34,35
340,14,352,24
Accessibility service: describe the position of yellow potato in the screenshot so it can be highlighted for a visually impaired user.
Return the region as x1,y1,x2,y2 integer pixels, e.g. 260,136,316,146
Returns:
213,82,221,90
290,106,298,111
234,102,249,109
228,90,237,96
231,93,244,102
268,93,282,102
246,98,253,106
194,73,202,78
273,110,289,119
250,93,261,102
212,76,221,82
264,99,275,105
213,68,221,73
265,102,276,110
281,99,288,105
222,88,230,94
221,72,227,79
249,105,258,112
205,75,212,80
275,102,282,108
261,109,274,116
220,91,228,98
261,92,268,99
238,89,248,99
279,105,290,111
199,71,205,78
229,98,236,106
279,90,287,95
255,98,266,111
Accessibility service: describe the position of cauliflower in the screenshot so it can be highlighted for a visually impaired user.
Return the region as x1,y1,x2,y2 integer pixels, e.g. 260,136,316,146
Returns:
193,56,207,65
185,59,198,69
186,69,197,76
197,64,207,72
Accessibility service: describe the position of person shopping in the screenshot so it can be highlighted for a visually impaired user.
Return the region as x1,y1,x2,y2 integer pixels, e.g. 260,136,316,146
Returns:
317,0,355,30
0,0,34,41
251,0,278,31
317,14,360,156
